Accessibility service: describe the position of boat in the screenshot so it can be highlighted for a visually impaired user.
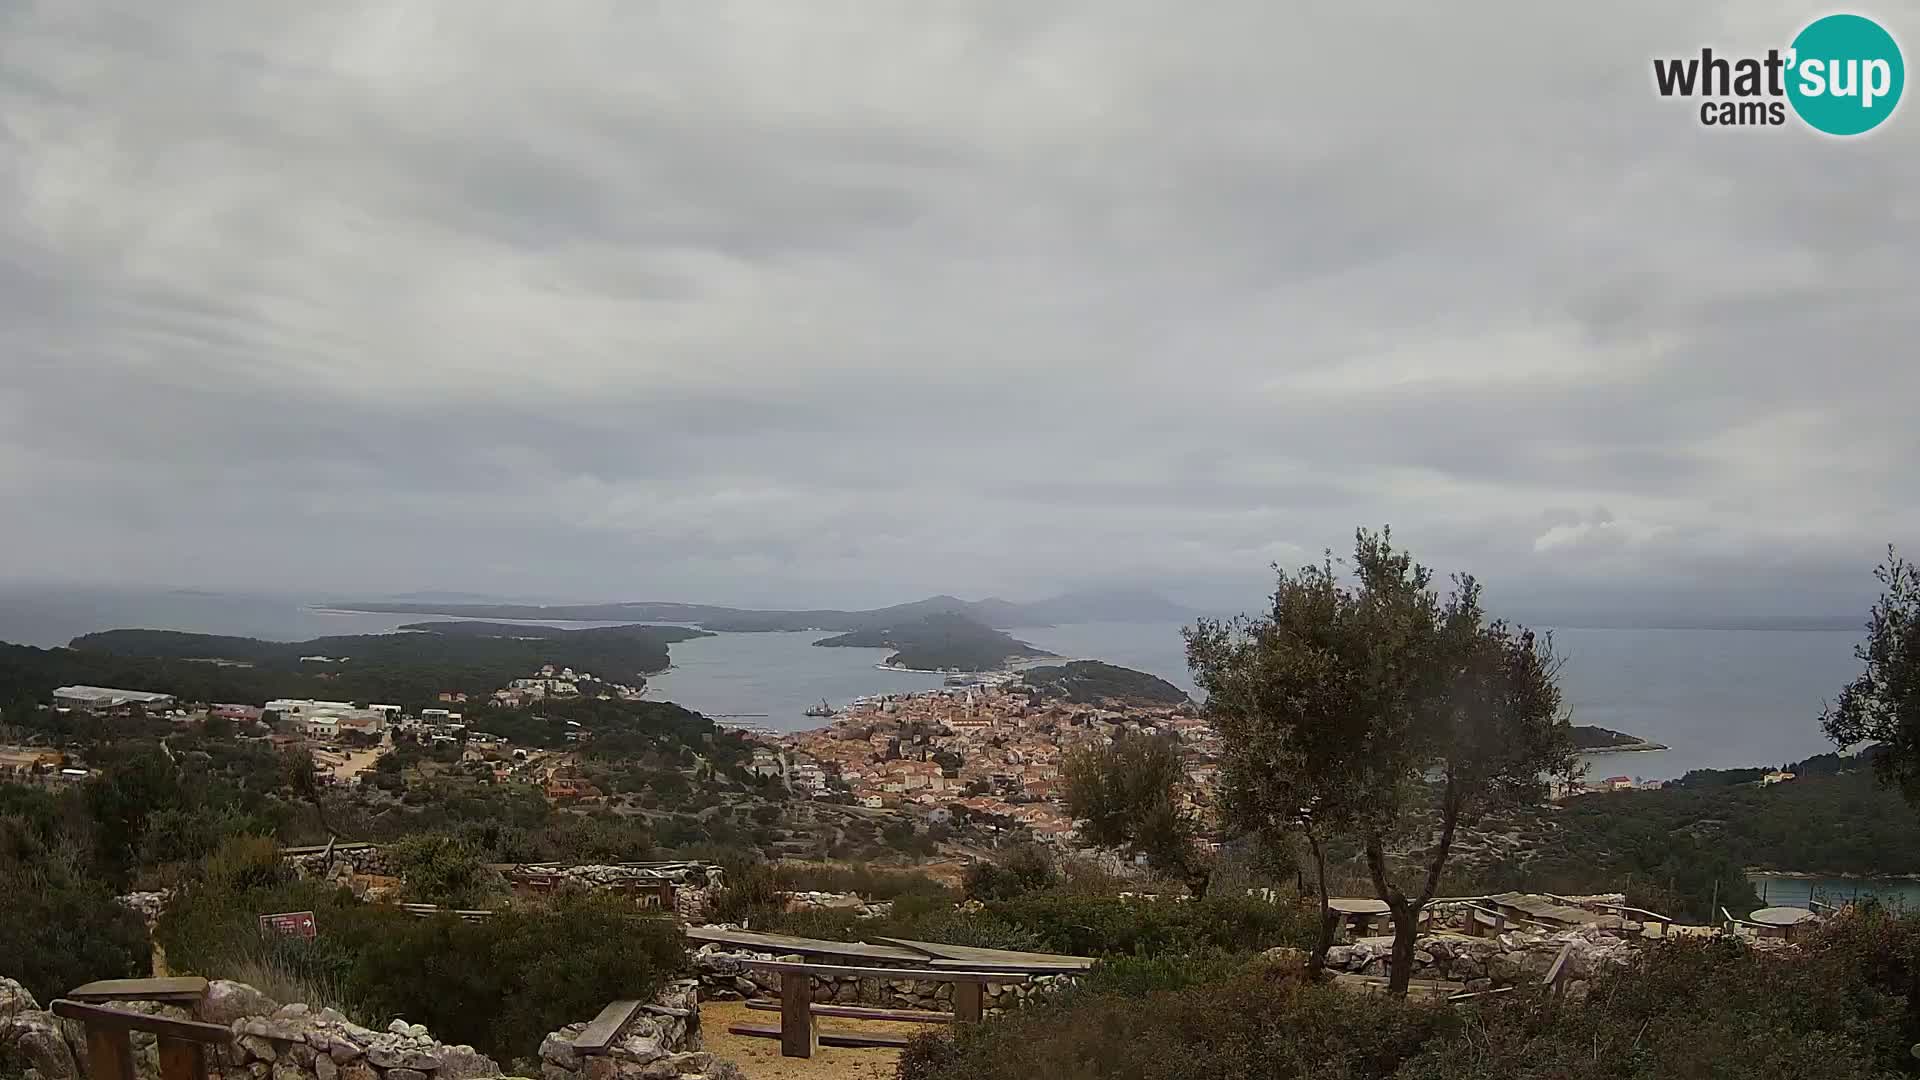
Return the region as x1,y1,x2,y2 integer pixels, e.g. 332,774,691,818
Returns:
803,699,833,718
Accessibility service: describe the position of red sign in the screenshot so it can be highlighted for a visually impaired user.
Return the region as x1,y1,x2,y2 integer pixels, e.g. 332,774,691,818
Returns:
258,911,317,939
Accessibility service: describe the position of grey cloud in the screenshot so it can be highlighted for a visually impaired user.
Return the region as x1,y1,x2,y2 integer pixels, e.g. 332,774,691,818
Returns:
0,0,1913,614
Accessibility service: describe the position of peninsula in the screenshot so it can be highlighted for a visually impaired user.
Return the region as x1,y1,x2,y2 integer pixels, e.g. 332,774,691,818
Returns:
1571,724,1669,753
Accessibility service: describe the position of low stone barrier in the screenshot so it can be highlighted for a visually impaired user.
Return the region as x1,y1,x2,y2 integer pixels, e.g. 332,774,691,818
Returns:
780,892,891,919
1324,928,1636,998
535,980,736,1080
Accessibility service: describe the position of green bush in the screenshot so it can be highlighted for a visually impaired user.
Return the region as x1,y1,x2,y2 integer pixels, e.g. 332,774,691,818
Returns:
898,964,1446,1080
979,893,1317,957
0,804,151,1003
347,894,685,1059
156,852,686,1062
900,913,1920,1080
1070,949,1252,997
963,846,1058,901
385,833,500,907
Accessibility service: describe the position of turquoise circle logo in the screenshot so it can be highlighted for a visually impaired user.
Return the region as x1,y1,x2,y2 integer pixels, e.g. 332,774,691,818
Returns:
1787,14,1904,135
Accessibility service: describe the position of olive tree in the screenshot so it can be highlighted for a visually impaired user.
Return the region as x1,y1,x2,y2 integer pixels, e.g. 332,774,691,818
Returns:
1063,730,1214,897
1187,554,1372,976
1192,529,1573,994
1822,546,1920,801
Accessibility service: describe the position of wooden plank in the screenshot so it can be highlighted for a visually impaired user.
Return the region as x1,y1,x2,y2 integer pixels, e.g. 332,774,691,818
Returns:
69,978,209,1004
779,971,818,1059
923,959,1077,975
745,1001,954,1023
157,1036,207,1080
684,927,927,963
952,980,983,1024
50,1001,230,1045
735,960,1027,983
86,1024,136,1080
571,1000,642,1054
729,1025,911,1050
1542,941,1575,994
872,937,1095,970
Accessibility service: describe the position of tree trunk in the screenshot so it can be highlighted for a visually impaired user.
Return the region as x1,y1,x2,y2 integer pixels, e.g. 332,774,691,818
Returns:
1387,898,1421,994
1306,830,1336,978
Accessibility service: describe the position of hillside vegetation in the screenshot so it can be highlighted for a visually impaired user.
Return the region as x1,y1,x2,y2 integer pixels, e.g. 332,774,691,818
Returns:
0,623,706,708
1020,660,1190,706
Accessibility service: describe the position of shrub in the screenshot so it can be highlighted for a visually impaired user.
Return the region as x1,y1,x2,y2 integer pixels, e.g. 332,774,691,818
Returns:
980,892,1317,957
348,895,685,1059
902,912,1920,1080
963,845,1058,901
0,814,151,1003
385,833,500,907
898,964,1446,1080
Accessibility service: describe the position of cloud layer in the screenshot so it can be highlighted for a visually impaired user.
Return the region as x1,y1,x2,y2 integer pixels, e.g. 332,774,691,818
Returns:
2,1,1914,613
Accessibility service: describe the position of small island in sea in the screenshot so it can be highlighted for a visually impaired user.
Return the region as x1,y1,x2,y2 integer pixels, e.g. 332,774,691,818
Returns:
811,612,1055,672
1571,724,1669,753
1019,659,1190,707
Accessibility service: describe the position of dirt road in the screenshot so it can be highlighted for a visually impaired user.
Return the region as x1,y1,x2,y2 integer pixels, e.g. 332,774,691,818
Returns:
331,736,390,782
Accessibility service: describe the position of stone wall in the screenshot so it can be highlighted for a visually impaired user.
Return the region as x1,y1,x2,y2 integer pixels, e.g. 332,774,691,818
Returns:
781,892,892,919
1323,928,1636,999
689,943,1070,1014
286,846,396,880
1,976,740,1080
3,976,500,1080
535,981,736,1080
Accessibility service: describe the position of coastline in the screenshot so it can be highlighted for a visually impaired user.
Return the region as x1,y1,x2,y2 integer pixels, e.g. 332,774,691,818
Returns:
1579,742,1670,755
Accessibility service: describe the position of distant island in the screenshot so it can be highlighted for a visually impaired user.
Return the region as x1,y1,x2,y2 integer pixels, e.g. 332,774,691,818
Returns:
327,587,1191,632
1019,660,1190,707
0,622,713,708
812,612,1055,672
1571,724,1669,753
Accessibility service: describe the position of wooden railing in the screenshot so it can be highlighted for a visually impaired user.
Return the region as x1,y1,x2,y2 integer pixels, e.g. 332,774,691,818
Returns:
49,1000,230,1080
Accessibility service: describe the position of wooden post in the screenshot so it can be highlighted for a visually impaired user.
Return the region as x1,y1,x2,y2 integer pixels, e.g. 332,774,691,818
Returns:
157,1037,207,1080
779,975,818,1058
86,1027,136,1080
953,979,984,1024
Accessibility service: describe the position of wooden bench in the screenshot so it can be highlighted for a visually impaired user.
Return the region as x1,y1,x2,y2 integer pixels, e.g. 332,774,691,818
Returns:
727,960,1028,1058
51,1000,230,1080
69,978,209,1004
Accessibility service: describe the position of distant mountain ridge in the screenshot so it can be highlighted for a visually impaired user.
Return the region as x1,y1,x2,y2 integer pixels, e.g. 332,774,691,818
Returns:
333,587,1191,631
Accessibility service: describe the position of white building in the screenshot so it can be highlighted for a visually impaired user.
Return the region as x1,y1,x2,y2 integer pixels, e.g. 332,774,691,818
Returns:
53,685,176,711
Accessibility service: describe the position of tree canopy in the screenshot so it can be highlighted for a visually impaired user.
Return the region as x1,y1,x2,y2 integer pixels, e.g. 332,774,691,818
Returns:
1063,730,1212,896
1190,528,1574,992
1822,546,1920,805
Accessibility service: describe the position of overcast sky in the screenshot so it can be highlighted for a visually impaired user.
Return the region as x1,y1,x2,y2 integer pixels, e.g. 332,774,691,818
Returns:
1,1,1913,615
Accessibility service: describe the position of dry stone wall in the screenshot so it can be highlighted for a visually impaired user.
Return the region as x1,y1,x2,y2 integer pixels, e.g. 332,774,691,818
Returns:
2,976,740,1080
1323,928,1636,998
535,981,736,1080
